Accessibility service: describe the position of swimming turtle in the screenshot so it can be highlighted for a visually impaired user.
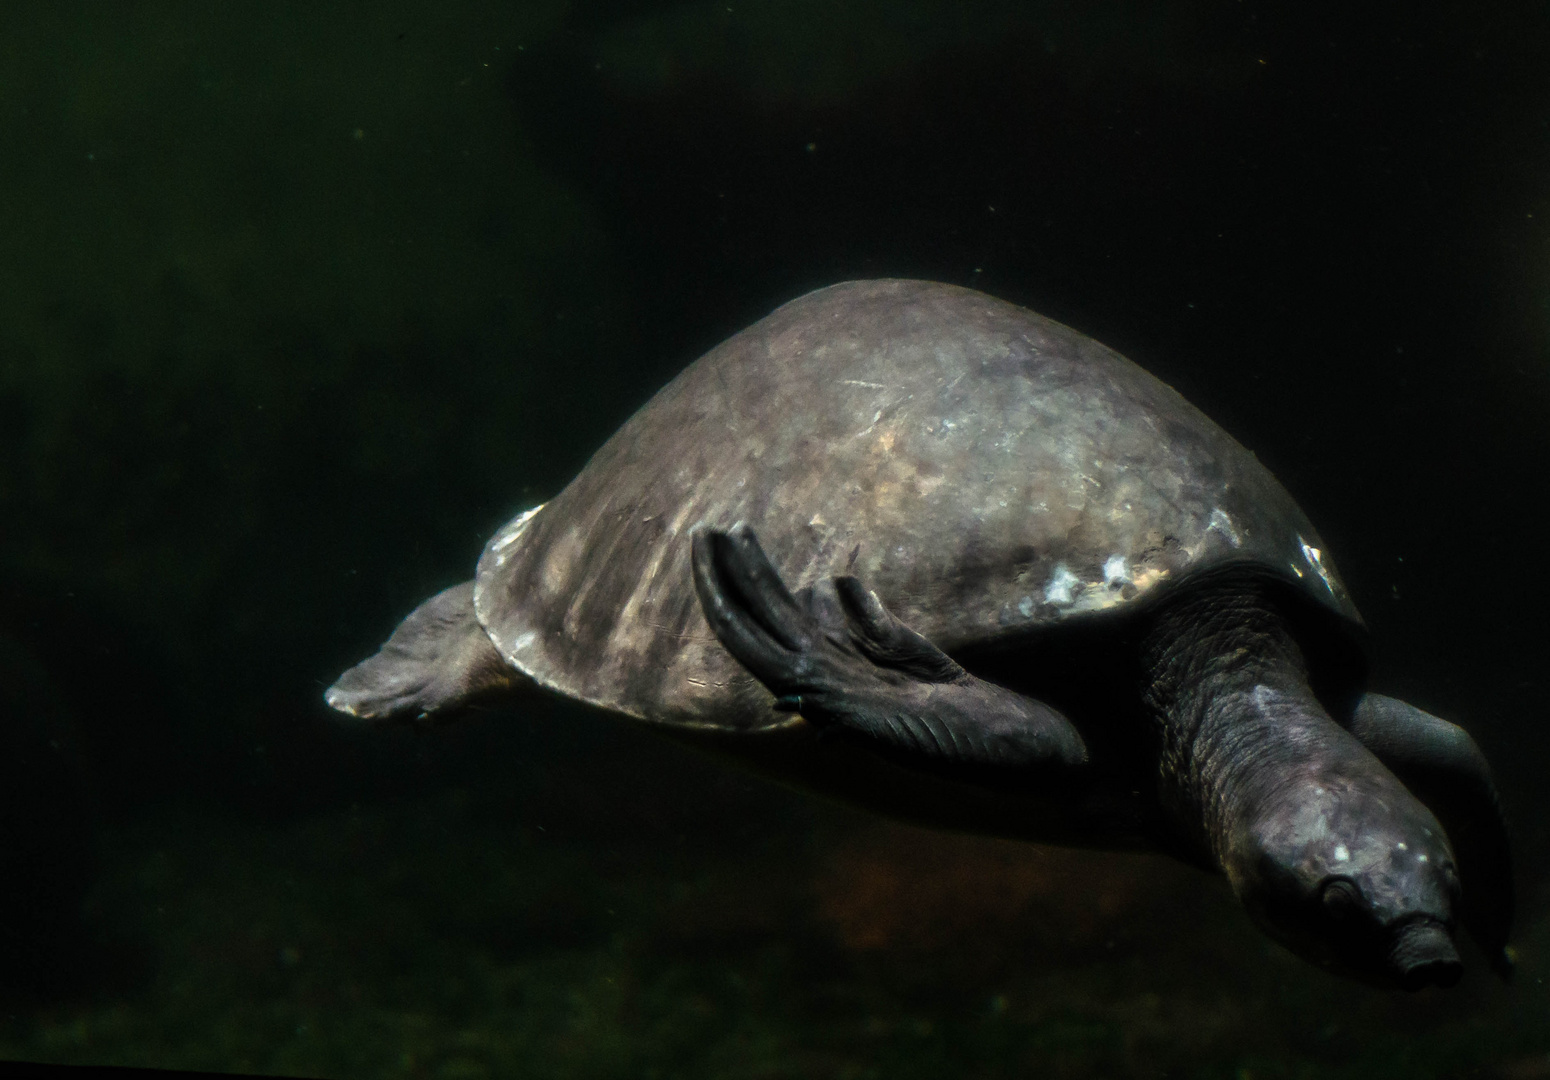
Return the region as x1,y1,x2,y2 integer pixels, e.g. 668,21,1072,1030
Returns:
327,279,1511,990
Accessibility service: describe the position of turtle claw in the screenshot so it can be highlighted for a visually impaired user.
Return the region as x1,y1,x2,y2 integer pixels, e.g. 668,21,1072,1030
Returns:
692,523,937,706
698,525,813,645
692,524,957,691
691,525,814,686
834,576,964,682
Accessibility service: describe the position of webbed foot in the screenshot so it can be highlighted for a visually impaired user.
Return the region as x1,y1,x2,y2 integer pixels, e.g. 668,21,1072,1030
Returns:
691,523,1087,771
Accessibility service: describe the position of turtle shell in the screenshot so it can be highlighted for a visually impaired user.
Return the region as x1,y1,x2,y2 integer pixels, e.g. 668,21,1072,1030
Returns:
474,279,1359,732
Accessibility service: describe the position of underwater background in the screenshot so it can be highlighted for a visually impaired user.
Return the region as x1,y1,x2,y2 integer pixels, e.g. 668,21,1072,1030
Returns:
1,1,1547,1076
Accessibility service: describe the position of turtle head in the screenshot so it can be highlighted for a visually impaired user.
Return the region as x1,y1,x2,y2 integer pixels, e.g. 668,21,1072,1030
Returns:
1226,767,1464,990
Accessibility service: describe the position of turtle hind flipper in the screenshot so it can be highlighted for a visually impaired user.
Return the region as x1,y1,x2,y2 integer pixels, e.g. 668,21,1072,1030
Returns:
325,581,524,722
692,524,1089,771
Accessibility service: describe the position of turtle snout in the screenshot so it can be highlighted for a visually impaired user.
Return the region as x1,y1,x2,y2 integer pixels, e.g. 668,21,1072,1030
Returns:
1389,919,1462,990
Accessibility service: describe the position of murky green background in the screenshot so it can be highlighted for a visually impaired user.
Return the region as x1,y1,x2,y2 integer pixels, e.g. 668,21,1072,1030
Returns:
1,2,1547,1077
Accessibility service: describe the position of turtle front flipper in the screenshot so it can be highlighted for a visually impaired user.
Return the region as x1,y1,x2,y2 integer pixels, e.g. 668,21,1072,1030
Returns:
1349,693,1514,979
691,524,1088,771
325,582,525,722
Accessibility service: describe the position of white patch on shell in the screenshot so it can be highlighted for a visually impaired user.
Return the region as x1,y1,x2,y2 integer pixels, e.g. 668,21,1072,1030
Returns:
486,504,545,568
1044,564,1080,605
1017,596,1034,618
854,409,885,438
1207,508,1242,547
1333,844,1351,863
1298,534,1337,595
1103,555,1129,586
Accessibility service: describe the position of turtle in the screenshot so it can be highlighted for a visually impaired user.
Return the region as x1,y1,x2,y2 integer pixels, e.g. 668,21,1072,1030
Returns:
326,278,1511,990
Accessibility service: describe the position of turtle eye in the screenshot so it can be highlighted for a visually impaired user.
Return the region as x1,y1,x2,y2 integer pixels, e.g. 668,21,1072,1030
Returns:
1321,878,1362,920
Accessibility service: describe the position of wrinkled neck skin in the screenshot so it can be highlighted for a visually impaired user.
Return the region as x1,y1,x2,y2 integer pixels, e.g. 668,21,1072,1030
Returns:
1141,573,1464,990
1143,580,1334,865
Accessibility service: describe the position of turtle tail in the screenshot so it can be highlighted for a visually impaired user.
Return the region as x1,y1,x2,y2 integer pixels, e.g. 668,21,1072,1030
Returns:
325,581,526,721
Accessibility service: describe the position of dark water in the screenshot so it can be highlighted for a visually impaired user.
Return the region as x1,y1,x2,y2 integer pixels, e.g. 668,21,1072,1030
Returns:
1,1,1546,1076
